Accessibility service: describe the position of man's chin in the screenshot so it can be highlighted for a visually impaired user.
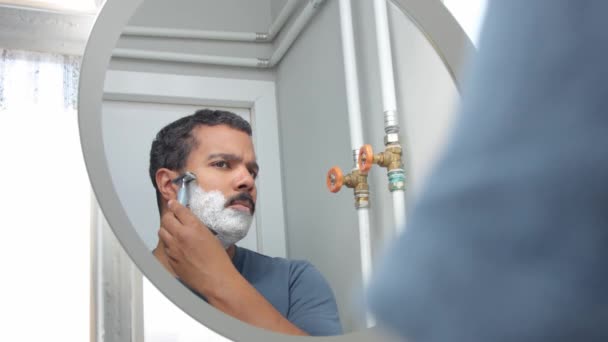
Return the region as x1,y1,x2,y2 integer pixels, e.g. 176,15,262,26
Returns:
216,231,249,249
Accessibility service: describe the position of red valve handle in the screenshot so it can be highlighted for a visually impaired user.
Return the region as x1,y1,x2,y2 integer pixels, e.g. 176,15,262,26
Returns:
326,166,344,193
358,144,374,174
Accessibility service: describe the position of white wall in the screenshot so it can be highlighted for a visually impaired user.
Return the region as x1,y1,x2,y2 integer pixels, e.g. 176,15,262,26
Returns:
271,0,288,23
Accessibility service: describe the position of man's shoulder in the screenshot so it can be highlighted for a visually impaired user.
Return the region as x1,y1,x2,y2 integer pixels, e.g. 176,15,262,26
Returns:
237,247,342,335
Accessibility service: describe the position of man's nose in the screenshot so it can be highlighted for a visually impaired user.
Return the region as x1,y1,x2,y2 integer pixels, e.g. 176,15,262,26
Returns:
234,166,255,192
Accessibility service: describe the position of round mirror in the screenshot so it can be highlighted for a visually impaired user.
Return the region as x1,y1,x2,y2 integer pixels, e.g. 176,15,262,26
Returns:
79,0,474,340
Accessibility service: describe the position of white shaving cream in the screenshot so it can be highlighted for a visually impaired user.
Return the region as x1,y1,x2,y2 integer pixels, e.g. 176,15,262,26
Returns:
187,182,253,248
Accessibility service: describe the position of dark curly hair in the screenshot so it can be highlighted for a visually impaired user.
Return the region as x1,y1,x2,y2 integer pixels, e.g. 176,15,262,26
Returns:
149,109,252,212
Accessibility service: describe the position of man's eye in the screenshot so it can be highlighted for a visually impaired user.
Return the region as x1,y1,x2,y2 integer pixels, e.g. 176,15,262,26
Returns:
250,170,258,179
213,161,229,168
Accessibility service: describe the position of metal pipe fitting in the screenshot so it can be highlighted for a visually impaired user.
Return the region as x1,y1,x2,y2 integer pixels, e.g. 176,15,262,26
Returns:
257,58,271,68
360,144,402,170
327,166,370,208
354,188,370,208
383,109,399,135
255,32,269,41
359,143,406,192
352,149,360,169
384,132,400,145
344,169,370,208
387,168,406,191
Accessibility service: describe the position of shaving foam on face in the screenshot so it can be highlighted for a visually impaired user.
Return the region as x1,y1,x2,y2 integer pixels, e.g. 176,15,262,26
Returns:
187,182,253,249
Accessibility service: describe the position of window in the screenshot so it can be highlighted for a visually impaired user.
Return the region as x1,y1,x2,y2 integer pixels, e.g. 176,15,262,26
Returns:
0,48,91,342
442,0,488,46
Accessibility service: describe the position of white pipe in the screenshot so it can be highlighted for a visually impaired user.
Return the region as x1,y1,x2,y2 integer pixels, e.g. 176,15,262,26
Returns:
339,0,374,328
112,48,264,68
267,0,300,40
339,0,364,149
373,0,398,114
269,0,325,66
374,0,407,233
112,1,324,68
121,26,258,42
122,0,300,42
357,210,372,287
357,208,375,327
392,190,406,234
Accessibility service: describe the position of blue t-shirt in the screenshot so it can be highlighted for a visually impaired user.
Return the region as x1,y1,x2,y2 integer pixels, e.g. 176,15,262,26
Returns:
183,245,342,336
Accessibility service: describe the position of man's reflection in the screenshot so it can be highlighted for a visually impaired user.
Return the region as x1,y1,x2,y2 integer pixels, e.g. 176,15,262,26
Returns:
149,109,342,336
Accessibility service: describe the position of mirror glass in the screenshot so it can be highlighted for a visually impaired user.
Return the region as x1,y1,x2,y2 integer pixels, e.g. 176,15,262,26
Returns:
97,0,465,337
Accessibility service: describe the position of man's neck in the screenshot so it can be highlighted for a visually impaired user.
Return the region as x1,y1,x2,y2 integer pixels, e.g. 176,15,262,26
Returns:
153,239,237,278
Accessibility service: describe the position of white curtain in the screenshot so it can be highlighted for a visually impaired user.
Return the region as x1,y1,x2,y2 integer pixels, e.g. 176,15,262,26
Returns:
0,48,81,110
0,48,91,342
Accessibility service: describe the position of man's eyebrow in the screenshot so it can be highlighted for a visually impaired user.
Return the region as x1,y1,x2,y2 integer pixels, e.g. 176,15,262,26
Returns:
208,153,259,171
207,153,241,162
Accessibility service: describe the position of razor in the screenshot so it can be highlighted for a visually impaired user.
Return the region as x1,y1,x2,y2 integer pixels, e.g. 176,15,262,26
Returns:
171,171,218,236
172,171,197,207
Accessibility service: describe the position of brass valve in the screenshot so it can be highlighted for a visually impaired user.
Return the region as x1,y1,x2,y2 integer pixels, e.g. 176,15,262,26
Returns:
358,144,406,191
326,166,370,208
358,144,402,173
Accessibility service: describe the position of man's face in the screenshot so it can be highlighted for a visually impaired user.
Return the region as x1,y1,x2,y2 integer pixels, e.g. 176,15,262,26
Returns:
184,124,258,214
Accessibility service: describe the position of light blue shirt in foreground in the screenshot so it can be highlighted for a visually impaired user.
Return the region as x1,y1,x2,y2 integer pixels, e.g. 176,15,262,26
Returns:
367,1,608,341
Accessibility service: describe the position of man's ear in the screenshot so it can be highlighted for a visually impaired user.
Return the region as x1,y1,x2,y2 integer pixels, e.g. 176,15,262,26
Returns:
156,168,180,202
